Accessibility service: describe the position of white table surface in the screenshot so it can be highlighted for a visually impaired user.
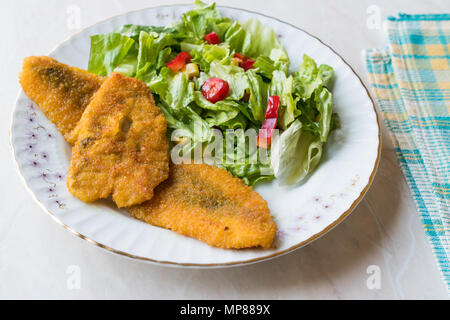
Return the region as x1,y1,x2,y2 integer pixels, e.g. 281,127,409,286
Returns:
1,0,449,299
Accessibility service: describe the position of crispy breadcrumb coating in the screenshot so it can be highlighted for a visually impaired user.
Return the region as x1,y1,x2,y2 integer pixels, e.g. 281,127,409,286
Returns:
127,164,277,249
19,56,104,143
67,72,169,208
19,56,277,249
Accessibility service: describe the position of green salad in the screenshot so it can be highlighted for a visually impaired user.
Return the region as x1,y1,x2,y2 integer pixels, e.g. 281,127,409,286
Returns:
87,0,339,186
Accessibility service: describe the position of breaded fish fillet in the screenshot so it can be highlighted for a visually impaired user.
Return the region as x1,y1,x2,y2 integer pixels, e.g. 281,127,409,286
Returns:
127,164,277,249
67,72,169,208
19,56,104,143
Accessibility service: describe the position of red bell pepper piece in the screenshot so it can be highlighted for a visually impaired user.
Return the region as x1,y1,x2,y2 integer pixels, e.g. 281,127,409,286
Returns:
204,31,221,44
233,53,255,71
233,53,247,63
166,51,192,72
202,78,230,103
264,95,280,118
257,118,278,149
257,95,280,148
240,58,255,71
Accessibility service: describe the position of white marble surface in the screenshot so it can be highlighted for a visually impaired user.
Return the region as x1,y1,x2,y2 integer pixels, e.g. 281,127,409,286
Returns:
1,0,448,299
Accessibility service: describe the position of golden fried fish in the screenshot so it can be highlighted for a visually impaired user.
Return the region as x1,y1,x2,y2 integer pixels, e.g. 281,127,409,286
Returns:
127,164,277,249
19,56,104,143
67,72,169,208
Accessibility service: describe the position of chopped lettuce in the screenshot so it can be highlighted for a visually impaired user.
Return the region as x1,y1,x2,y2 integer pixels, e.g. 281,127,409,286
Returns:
246,70,268,123
221,162,274,186
270,70,296,129
271,120,323,185
294,54,334,100
193,92,240,126
87,1,338,186
208,61,248,100
115,24,180,40
88,33,135,76
136,31,177,73
113,45,138,77
159,70,195,114
220,129,273,185
182,42,230,71
240,18,288,62
253,55,287,79
176,0,231,40
315,87,333,142
223,21,246,52
318,64,334,87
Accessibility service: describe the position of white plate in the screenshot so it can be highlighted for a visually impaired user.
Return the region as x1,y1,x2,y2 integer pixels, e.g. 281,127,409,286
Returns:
10,4,380,267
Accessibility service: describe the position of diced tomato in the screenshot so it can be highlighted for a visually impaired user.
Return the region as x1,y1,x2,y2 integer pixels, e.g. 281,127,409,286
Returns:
233,53,255,71
166,51,192,72
204,31,221,44
257,95,280,148
202,78,230,103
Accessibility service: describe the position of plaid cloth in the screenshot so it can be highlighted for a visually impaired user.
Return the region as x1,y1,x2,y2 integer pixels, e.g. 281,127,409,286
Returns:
365,14,450,292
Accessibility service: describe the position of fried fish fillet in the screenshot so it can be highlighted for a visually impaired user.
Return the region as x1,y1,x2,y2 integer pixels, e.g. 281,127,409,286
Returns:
127,164,277,249
19,56,104,143
67,72,169,208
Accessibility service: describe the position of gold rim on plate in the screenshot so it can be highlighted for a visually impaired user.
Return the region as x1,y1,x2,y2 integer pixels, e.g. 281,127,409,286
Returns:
9,4,382,268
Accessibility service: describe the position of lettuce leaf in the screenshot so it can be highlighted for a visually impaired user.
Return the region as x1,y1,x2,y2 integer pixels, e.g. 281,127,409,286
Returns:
115,24,180,40
220,129,274,185
271,120,323,185
315,87,333,142
175,0,230,40
220,162,274,185
293,54,336,142
163,70,195,113
136,31,177,73
240,18,288,63
223,21,246,52
113,44,138,77
246,70,268,123
181,42,230,72
270,70,296,129
194,92,239,124
151,69,214,156
253,55,287,79
318,64,334,88
294,54,334,100
208,61,248,100
88,33,135,76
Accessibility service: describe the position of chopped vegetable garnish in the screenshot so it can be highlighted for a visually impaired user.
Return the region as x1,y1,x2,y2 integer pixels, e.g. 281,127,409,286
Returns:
233,53,247,63
204,31,221,44
240,59,255,71
257,95,280,148
233,53,255,71
182,63,199,79
166,51,192,73
202,78,230,103
87,1,338,186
